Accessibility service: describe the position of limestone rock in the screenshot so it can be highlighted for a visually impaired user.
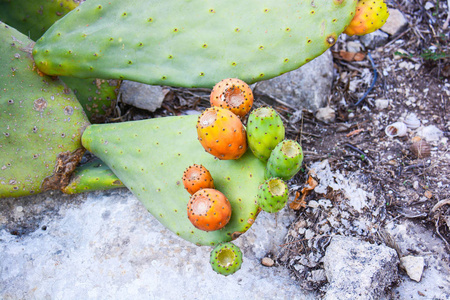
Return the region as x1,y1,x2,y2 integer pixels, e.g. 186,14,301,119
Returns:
120,80,168,112
381,9,409,36
253,50,334,111
400,255,425,282
323,235,399,300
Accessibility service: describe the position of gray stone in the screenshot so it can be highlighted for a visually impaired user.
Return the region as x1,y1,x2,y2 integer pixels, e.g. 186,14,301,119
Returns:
315,106,336,123
253,50,334,111
381,9,409,36
120,80,168,112
360,30,390,49
0,190,311,299
323,235,399,300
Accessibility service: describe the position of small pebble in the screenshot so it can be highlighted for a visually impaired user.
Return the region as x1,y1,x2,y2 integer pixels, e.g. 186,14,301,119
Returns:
262,257,274,267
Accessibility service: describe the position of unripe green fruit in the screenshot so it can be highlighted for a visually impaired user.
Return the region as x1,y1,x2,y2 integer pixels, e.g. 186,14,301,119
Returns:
257,178,289,213
265,140,303,181
210,242,243,276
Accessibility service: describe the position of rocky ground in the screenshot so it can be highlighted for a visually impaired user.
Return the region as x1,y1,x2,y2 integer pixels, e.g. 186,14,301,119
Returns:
1,0,449,299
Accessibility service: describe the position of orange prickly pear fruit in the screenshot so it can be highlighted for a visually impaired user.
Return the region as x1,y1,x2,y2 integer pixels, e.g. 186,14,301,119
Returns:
187,188,232,232
344,0,389,36
182,164,215,195
196,107,247,160
210,78,253,119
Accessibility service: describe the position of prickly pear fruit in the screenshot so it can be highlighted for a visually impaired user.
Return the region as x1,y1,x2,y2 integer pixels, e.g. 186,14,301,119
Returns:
0,0,79,41
265,140,303,181
182,164,215,195
343,0,389,36
210,78,253,119
257,178,289,213
81,114,265,246
247,107,285,162
210,242,243,276
32,0,358,88
187,188,232,232
0,22,90,198
196,107,247,160
62,158,124,194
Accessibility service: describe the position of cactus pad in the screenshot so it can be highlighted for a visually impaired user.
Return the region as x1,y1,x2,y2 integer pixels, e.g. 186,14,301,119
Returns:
33,0,358,88
0,22,90,198
62,158,124,194
81,115,266,246
0,0,79,41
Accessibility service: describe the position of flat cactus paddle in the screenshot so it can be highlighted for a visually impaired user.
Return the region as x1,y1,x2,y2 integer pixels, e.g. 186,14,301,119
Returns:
62,158,124,194
0,22,90,198
0,0,79,41
81,115,266,246
33,0,358,88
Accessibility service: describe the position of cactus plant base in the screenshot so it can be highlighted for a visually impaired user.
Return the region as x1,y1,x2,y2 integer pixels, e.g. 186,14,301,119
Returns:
82,115,266,246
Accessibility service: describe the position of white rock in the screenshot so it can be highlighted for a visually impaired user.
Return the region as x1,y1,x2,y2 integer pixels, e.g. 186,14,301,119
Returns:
315,107,335,123
400,256,425,282
375,99,390,110
381,9,408,36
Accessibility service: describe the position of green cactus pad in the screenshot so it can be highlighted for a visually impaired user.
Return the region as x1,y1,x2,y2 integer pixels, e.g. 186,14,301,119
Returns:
265,140,304,181
33,0,357,88
81,114,266,246
247,106,285,162
0,22,90,198
257,177,289,213
0,0,79,41
62,158,124,194
210,242,243,276
61,77,120,123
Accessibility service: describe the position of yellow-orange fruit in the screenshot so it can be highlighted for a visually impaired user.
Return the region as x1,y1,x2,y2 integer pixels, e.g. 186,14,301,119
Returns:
196,107,247,160
210,78,253,119
182,164,215,195
344,0,389,36
187,188,232,231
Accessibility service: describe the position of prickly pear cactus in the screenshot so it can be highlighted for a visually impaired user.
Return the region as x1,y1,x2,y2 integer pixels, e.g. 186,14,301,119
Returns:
61,77,120,123
265,140,304,181
257,178,289,213
0,0,79,41
0,22,90,198
210,242,243,276
247,107,285,162
62,158,124,194
32,0,358,88
81,115,266,246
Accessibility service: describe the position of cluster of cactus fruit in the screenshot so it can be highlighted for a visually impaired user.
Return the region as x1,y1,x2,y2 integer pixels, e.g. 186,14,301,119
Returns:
0,0,389,276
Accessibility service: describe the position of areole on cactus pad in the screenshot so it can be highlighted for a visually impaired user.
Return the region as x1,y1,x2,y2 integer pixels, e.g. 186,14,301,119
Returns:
32,0,359,88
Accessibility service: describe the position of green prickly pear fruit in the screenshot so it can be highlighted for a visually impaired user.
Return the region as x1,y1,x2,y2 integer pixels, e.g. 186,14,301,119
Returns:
196,107,247,160
187,188,231,232
0,22,90,198
257,178,289,213
210,78,253,119
247,107,285,162
81,114,265,246
182,164,214,195
32,0,358,88
62,158,124,194
0,0,79,41
210,242,243,276
265,140,303,181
